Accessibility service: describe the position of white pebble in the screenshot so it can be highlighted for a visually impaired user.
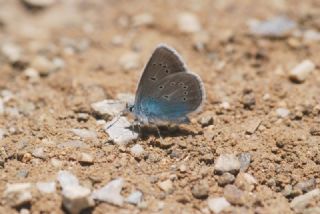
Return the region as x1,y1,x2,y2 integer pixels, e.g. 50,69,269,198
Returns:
118,52,140,71
3,183,32,207
92,178,124,206
130,144,144,157
0,98,4,115
71,128,97,140
214,154,241,174
57,170,79,189
78,152,94,164
62,185,94,214
289,59,315,83
208,197,230,213
158,179,174,193
36,182,56,193
126,190,143,205
32,147,46,159
105,116,138,145
290,189,320,212
276,108,290,118
91,99,126,119
177,12,202,33
1,42,21,63
132,13,154,27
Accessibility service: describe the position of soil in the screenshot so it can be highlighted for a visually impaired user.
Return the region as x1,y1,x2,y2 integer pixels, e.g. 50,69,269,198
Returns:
0,0,319,214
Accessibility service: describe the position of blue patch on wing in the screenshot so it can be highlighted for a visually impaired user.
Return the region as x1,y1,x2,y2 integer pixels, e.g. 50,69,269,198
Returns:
139,97,189,122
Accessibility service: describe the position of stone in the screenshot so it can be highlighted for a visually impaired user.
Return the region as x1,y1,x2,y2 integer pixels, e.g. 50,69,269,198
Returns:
295,178,316,193
237,153,251,172
32,147,46,159
126,190,143,205
78,153,94,164
62,185,94,214
92,178,124,206
16,169,29,178
191,181,209,199
71,129,97,140
91,99,126,119
58,140,89,149
249,16,296,38
57,170,79,189
0,98,4,115
198,115,214,127
0,128,5,140
57,170,94,213
24,68,40,82
276,108,290,118
245,118,261,134
290,189,320,212
130,144,144,158
208,197,231,213
105,116,138,145
31,56,54,76
158,179,174,194
217,172,235,187
111,35,124,46
289,60,316,83
118,52,140,71
223,185,246,205
132,13,154,27
177,12,202,33
214,154,241,175
22,0,56,8
36,182,56,193
51,158,63,168
234,172,257,192
1,42,22,63
303,29,320,42
3,183,32,207
77,113,89,122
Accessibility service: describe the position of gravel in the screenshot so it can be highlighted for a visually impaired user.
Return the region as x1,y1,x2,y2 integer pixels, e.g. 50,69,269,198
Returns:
126,190,143,205
177,12,202,33
36,181,56,193
92,178,124,206
289,59,315,83
290,189,320,212
214,154,241,175
208,197,231,213
3,183,32,207
91,99,126,120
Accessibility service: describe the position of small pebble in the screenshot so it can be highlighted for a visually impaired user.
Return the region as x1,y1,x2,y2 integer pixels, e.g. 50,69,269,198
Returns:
214,154,241,175
198,115,214,127
92,178,124,206
91,99,126,120
78,152,94,164
158,179,174,194
290,189,320,212
217,172,235,186
0,98,4,115
249,16,296,38
118,52,140,71
191,181,209,199
1,42,22,63
22,0,56,8
294,178,316,193
130,144,144,158
177,12,202,33
289,60,316,83
245,118,261,134
223,185,246,205
105,116,138,145
237,152,251,172
0,128,5,140
126,190,143,205
32,147,46,159
24,68,40,82
276,108,290,118
71,128,97,140
31,56,54,76
132,13,154,27
62,185,94,214
16,169,29,178
36,182,56,193
208,197,231,213
3,183,32,207
234,172,257,192
51,158,63,168
77,113,89,122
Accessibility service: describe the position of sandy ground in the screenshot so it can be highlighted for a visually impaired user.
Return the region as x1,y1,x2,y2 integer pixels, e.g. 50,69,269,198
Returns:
0,0,320,213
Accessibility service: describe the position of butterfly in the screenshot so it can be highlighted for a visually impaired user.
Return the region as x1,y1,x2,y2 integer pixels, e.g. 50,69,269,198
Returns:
127,44,205,126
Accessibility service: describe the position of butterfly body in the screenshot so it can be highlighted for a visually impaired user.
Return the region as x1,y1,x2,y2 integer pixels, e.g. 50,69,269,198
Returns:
129,44,205,125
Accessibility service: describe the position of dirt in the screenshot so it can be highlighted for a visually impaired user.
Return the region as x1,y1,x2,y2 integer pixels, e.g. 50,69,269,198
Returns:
0,0,319,213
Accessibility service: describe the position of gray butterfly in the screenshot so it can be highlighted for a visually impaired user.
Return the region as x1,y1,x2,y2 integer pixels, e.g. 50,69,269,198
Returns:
128,44,205,125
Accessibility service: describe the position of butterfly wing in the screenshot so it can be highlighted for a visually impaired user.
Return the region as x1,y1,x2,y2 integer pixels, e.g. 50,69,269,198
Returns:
134,45,187,107
137,72,204,123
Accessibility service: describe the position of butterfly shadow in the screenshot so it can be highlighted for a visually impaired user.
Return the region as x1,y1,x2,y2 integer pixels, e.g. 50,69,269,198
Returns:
131,124,197,140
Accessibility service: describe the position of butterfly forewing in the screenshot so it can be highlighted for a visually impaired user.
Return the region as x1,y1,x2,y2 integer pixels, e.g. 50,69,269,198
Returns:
135,45,186,105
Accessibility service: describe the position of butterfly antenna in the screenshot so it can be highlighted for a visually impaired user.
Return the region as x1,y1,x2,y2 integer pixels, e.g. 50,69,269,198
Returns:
105,110,125,130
